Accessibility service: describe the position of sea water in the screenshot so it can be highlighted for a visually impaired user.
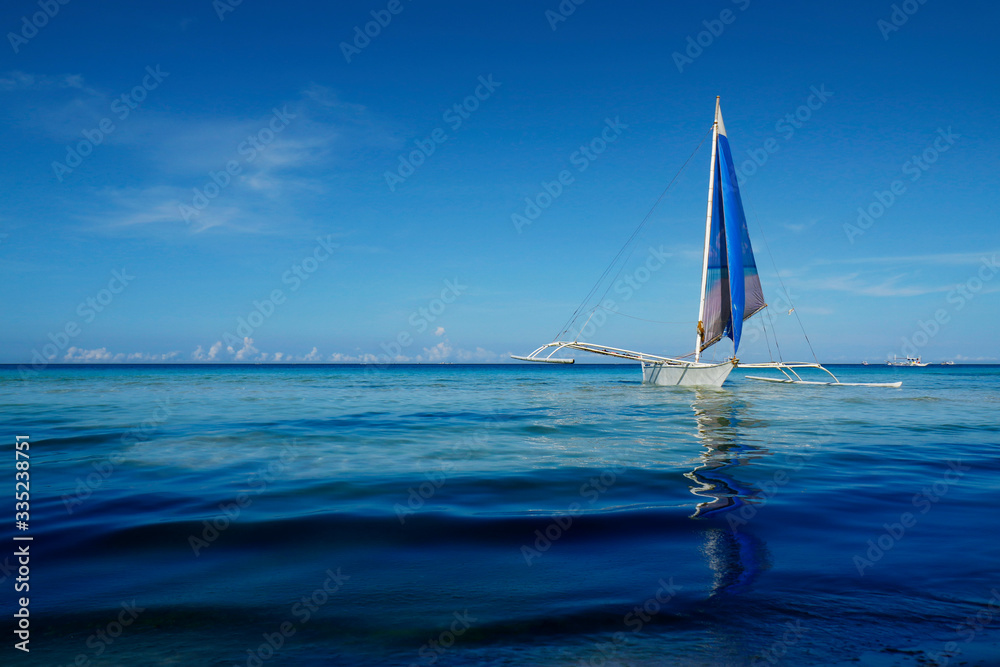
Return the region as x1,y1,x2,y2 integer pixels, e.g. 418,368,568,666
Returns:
2,363,999,666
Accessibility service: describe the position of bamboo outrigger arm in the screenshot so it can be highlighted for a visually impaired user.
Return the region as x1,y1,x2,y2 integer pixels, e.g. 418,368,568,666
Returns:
511,341,731,368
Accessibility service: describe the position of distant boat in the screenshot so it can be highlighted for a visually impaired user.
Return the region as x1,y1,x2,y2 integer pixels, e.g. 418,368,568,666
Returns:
514,98,899,388
941,361,955,366
887,355,928,367
862,361,869,366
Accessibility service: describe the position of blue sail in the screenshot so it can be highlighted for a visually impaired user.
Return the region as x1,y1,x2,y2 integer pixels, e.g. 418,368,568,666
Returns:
701,159,729,353
717,132,746,350
699,104,766,355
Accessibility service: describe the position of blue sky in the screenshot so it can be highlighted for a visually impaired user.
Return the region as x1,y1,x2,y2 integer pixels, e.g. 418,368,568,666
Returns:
3,0,998,364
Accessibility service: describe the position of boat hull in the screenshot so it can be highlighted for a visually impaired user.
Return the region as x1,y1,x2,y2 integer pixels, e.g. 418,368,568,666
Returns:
642,361,734,387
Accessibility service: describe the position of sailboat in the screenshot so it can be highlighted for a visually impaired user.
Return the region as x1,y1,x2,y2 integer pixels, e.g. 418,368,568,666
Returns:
513,98,900,389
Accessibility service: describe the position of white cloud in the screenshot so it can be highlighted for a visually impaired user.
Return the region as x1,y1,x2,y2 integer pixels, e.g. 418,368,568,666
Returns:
329,352,380,363
782,218,818,234
192,341,225,361
0,71,95,94
411,336,501,363
63,347,180,362
63,346,113,362
416,340,452,362
228,337,259,361
819,250,1000,267
58,340,503,365
455,346,500,362
191,341,335,362
88,185,263,235
434,326,445,336
796,306,833,316
803,272,952,297
8,73,387,236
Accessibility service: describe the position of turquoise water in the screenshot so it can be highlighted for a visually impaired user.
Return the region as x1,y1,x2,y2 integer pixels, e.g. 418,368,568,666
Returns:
2,364,999,666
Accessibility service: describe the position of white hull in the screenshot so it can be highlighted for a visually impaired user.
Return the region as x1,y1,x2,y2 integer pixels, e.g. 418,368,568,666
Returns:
642,361,734,387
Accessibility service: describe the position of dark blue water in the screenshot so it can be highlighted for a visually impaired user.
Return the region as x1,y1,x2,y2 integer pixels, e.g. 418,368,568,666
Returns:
2,364,999,666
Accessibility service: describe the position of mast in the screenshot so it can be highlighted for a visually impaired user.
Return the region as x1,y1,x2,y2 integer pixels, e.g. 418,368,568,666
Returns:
695,96,721,363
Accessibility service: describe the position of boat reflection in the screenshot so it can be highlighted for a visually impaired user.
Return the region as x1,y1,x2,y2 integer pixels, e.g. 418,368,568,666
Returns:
686,389,769,518
686,389,772,596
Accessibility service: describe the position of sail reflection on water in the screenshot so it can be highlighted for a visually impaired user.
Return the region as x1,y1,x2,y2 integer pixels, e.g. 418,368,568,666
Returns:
686,390,768,518
686,389,772,596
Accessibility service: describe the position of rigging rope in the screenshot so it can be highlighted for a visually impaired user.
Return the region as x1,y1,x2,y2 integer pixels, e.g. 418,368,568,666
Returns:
592,304,695,325
555,126,713,340
765,301,785,362
743,185,820,364
760,301,776,363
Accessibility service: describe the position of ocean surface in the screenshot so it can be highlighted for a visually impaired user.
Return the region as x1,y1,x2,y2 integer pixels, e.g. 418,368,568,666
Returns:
2,363,999,666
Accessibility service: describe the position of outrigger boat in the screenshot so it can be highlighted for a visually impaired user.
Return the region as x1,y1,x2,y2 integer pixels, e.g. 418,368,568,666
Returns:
887,355,928,367
513,97,900,389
